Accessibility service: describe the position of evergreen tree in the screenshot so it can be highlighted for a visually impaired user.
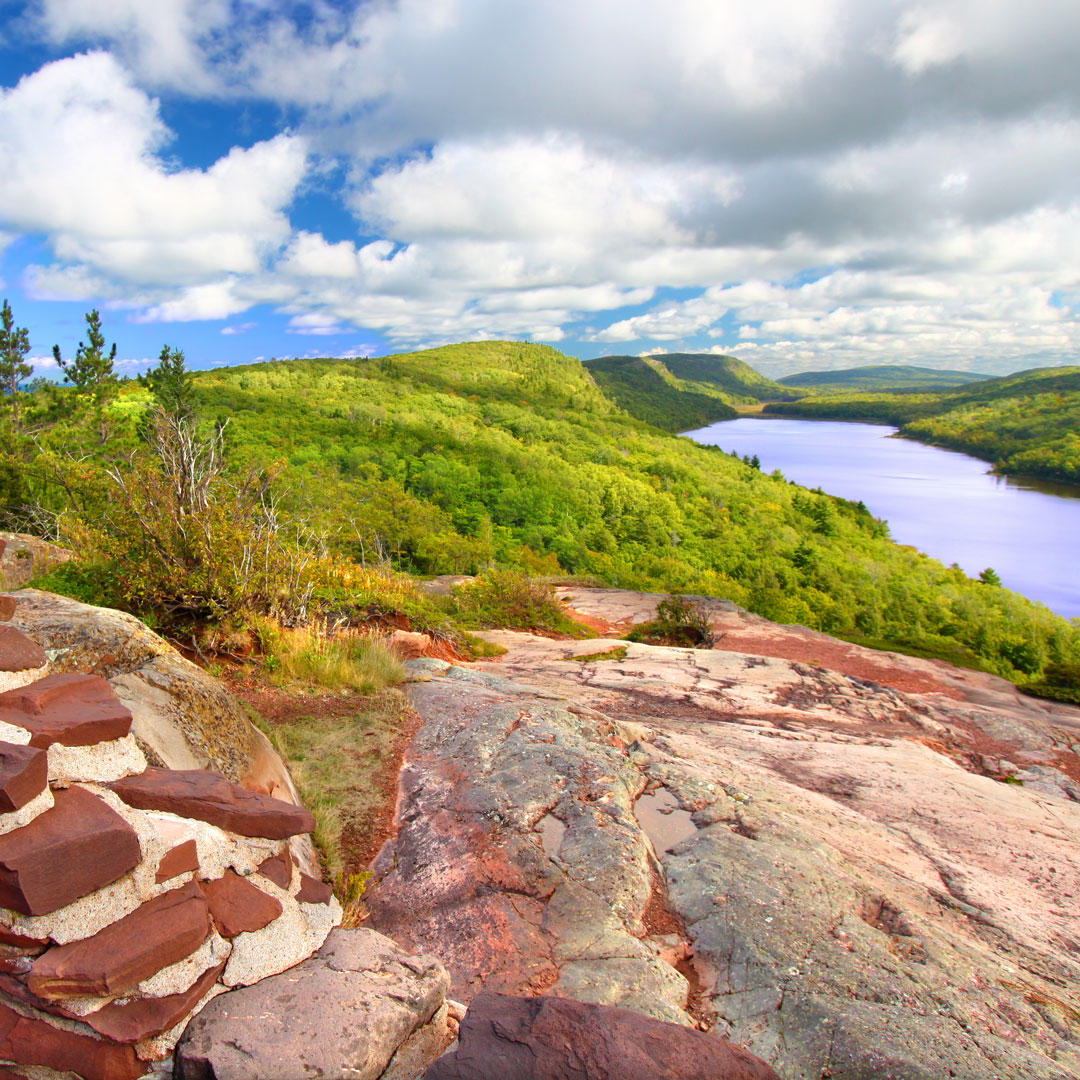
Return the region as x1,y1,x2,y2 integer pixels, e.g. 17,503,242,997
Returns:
0,299,32,433
53,309,117,404
140,346,196,421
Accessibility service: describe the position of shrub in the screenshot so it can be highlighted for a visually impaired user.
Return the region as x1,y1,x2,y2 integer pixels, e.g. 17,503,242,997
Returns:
626,594,716,647
446,569,594,638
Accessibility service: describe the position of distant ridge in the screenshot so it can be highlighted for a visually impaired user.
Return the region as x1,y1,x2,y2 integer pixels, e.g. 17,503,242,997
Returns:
583,352,798,431
779,364,990,392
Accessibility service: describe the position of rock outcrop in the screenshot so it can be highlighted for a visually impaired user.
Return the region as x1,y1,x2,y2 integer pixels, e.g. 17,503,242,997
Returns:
367,588,1080,1080
0,534,70,591
0,616,342,1079
426,992,782,1080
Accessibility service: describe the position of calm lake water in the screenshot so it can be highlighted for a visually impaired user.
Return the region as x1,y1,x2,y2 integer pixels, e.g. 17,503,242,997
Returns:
684,417,1080,619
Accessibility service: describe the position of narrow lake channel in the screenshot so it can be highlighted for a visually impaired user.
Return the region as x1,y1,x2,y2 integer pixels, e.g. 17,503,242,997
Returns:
684,417,1080,619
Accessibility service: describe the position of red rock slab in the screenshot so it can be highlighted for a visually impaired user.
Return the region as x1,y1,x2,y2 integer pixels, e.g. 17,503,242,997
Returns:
0,628,45,675
0,926,46,951
296,872,334,905
0,673,132,748
28,881,211,1000
256,848,292,889
155,838,199,884
0,786,141,916
0,743,46,813
199,871,282,938
0,596,14,623
83,959,226,1044
0,1000,146,1080
108,767,315,839
425,992,782,1080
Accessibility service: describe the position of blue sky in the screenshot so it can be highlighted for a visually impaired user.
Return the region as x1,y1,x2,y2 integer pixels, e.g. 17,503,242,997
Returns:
1,0,1078,379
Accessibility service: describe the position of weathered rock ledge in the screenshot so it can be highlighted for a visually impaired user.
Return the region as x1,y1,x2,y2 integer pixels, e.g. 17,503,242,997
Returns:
366,588,1080,1080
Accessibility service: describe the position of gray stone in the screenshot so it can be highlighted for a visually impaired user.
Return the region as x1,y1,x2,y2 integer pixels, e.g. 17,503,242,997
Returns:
175,928,450,1080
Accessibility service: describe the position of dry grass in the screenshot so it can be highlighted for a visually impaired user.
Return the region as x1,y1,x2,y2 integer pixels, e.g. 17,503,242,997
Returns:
254,618,405,693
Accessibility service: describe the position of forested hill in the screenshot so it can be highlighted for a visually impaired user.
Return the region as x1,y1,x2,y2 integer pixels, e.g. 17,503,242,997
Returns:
767,366,1080,485
779,364,991,393
180,342,1076,679
582,355,738,431
643,352,798,400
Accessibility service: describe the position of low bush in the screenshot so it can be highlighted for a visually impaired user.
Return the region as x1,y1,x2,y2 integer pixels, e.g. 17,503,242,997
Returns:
445,569,595,638
625,594,715,647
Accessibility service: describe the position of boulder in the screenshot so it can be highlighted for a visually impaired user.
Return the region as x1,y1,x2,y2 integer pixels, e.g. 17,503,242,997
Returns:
109,767,315,839
0,673,132,748
199,871,282,938
0,786,141,916
175,928,451,1080
27,881,212,999
425,992,781,1080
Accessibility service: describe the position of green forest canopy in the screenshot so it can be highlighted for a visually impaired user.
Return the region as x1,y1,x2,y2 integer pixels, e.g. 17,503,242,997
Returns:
5,339,1079,685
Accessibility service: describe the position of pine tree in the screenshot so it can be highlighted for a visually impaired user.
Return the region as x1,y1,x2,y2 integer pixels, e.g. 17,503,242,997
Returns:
0,299,32,434
53,309,117,404
140,345,196,422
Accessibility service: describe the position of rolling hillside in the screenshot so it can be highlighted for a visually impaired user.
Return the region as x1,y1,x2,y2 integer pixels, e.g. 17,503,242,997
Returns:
779,364,991,393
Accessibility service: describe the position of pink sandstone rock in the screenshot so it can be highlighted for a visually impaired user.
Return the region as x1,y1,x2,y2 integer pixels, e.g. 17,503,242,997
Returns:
108,767,315,839
0,786,141,916
0,743,47,813
199,871,282,938
28,881,211,999
0,628,45,674
0,673,132,748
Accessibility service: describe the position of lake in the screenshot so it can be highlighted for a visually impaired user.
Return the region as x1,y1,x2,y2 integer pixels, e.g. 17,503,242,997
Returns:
683,417,1080,619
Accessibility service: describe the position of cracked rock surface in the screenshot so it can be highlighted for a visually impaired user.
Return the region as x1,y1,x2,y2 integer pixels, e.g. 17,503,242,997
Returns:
370,588,1080,1080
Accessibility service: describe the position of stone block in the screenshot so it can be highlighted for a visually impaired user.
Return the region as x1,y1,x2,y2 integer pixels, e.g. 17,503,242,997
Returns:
200,871,282,938
109,767,315,839
296,872,333,905
255,848,292,890
156,838,199,884
0,786,141,916
0,1000,146,1080
0,673,132,748
85,960,226,1044
28,881,212,999
0,629,45,675
0,744,46,813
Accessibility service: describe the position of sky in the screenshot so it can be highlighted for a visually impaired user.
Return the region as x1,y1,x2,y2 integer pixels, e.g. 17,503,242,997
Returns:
0,0,1078,379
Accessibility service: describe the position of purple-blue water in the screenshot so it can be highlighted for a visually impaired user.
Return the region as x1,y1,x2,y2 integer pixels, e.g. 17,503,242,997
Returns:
684,417,1080,618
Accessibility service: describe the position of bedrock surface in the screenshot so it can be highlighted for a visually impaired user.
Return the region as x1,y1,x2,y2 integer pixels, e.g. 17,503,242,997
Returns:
366,590,1080,1080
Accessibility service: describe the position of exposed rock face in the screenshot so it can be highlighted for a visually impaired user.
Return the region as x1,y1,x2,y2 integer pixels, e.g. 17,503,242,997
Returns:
175,927,452,1080
426,992,781,1080
368,588,1080,1080
0,534,70,591
0,647,340,1078
5,590,317,871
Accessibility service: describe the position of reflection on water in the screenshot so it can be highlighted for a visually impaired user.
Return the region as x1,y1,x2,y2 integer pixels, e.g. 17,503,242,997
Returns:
684,417,1080,618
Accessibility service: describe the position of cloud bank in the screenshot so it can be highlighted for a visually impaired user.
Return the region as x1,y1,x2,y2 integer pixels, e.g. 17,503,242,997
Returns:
0,0,1076,372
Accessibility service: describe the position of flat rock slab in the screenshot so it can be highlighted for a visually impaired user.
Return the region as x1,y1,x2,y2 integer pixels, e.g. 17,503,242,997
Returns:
156,837,199,883
109,767,315,839
0,628,45,674
0,742,47,813
426,992,781,1080
28,880,212,999
0,785,141,916
256,849,292,890
84,959,226,1044
200,870,282,938
0,597,15,623
0,673,132,748
0,1000,145,1080
175,927,449,1080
